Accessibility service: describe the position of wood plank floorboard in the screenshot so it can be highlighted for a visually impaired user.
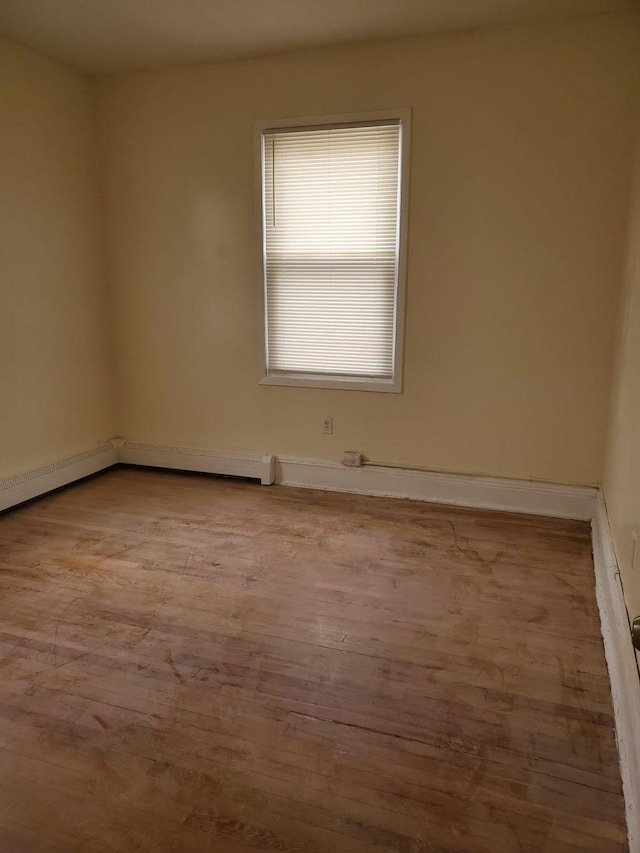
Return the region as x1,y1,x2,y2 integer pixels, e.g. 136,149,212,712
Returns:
0,467,626,852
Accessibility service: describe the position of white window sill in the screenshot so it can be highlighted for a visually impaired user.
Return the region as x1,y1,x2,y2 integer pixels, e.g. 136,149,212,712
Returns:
259,373,401,393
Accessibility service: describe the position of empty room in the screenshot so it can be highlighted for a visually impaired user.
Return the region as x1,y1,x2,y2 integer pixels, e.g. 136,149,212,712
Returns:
2,1,640,851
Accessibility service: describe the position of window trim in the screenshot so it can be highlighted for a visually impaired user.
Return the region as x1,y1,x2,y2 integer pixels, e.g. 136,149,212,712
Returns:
254,109,411,394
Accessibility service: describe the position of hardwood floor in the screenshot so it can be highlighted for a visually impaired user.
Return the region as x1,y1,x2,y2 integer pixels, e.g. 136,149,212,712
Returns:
0,467,626,852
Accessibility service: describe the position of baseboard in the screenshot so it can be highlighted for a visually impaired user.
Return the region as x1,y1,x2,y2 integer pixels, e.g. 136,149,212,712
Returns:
592,497,640,852
275,456,597,520
0,442,595,520
0,441,119,513
119,440,275,485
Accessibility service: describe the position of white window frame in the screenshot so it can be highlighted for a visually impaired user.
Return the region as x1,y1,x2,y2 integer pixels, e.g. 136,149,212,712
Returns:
255,109,411,393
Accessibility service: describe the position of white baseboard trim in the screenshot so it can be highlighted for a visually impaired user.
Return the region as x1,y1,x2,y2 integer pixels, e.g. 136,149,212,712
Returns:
0,441,119,513
592,497,640,852
115,444,596,520
119,440,275,485
0,442,595,520
0,439,275,515
275,456,597,520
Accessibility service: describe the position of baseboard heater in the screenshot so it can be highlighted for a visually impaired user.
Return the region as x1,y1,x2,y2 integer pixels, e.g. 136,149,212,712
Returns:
117,440,275,485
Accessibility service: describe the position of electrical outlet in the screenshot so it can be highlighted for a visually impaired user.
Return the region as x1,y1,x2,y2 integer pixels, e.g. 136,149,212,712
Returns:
322,416,333,435
632,532,637,571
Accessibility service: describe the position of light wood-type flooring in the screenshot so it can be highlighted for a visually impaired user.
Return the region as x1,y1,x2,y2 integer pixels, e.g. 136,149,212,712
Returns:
0,468,626,852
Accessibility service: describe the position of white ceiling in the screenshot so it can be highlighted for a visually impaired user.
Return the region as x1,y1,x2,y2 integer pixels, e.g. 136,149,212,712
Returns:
0,0,637,75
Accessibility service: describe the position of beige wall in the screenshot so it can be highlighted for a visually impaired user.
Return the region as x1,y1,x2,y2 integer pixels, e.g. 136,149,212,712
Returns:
604,124,640,618
99,16,640,486
0,38,115,479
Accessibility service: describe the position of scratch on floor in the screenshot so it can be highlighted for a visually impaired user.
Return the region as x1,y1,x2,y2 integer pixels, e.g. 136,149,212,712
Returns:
291,710,433,749
166,650,186,684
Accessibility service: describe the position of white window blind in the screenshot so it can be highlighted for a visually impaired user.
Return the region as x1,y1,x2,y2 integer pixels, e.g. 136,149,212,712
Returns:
262,120,403,384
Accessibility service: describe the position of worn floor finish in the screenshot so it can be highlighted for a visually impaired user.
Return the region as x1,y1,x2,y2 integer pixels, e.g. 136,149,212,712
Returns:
0,468,626,852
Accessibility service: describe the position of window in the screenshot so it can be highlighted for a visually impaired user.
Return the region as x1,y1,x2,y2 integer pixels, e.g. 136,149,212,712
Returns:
257,111,410,392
